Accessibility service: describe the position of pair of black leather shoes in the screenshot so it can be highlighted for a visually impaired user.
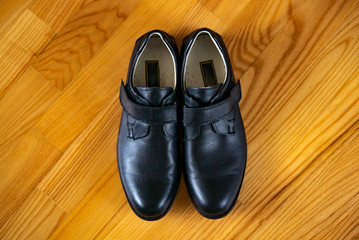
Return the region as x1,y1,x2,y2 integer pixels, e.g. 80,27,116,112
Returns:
117,28,247,220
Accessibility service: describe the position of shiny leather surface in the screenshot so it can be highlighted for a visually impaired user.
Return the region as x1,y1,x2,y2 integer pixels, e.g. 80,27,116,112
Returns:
117,30,180,220
181,28,247,219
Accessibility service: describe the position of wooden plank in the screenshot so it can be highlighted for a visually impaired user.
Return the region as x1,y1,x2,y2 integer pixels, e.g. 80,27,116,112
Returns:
0,0,33,34
170,1,228,42
216,0,305,77
32,0,142,90
0,67,60,154
37,96,122,212
0,129,62,227
239,123,359,239
198,0,223,12
30,0,85,32
321,188,359,239
222,1,359,238
0,9,54,95
48,168,124,240
213,0,304,28
0,188,67,240
239,0,359,142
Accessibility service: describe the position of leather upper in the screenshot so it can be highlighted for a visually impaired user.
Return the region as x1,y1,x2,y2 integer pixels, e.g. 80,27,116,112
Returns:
181,28,247,219
117,30,180,220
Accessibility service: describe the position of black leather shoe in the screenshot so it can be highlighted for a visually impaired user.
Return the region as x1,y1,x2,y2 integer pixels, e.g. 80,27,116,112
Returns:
117,30,180,220
180,28,247,219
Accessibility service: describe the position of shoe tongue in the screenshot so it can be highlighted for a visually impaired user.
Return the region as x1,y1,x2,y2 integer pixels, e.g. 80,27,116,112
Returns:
135,86,173,106
186,83,223,107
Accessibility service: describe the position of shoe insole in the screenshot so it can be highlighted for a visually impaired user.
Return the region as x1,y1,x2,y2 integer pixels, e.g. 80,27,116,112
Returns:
184,32,226,88
133,34,175,88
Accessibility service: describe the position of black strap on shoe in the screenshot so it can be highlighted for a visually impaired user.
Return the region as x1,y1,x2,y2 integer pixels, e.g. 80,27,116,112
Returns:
120,81,177,125
182,81,241,127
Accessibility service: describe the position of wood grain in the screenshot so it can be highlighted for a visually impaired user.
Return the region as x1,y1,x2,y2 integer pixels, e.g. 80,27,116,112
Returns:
220,0,305,77
29,0,84,32
0,0,359,239
0,9,53,95
48,168,124,240
0,188,66,240
0,0,33,34
0,67,59,153
0,129,61,227
33,0,142,90
37,96,122,212
247,122,359,239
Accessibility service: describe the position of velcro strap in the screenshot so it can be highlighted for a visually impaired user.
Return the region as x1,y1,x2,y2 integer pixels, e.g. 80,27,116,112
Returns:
120,81,177,125
183,81,241,126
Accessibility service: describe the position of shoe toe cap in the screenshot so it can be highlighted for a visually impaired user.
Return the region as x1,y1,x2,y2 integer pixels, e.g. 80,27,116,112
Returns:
122,174,176,220
131,197,168,220
196,197,232,218
189,174,244,219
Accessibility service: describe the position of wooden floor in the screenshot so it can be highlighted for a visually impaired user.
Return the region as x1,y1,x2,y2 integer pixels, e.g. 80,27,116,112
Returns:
1,0,359,239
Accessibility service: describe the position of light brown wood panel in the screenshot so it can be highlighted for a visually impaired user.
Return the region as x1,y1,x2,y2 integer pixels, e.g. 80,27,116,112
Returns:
0,0,90,96
168,0,228,42
47,168,123,240
0,9,53,96
234,1,359,216
0,0,33,34
239,0,359,137
1,0,359,239
0,129,62,227
247,123,359,239
37,96,122,212
33,0,142,90
0,67,60,154
223,1,359,237
212,0,303,29
0,188,66,240
198,0,222,12
30,0,85,32
218,0,305,77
